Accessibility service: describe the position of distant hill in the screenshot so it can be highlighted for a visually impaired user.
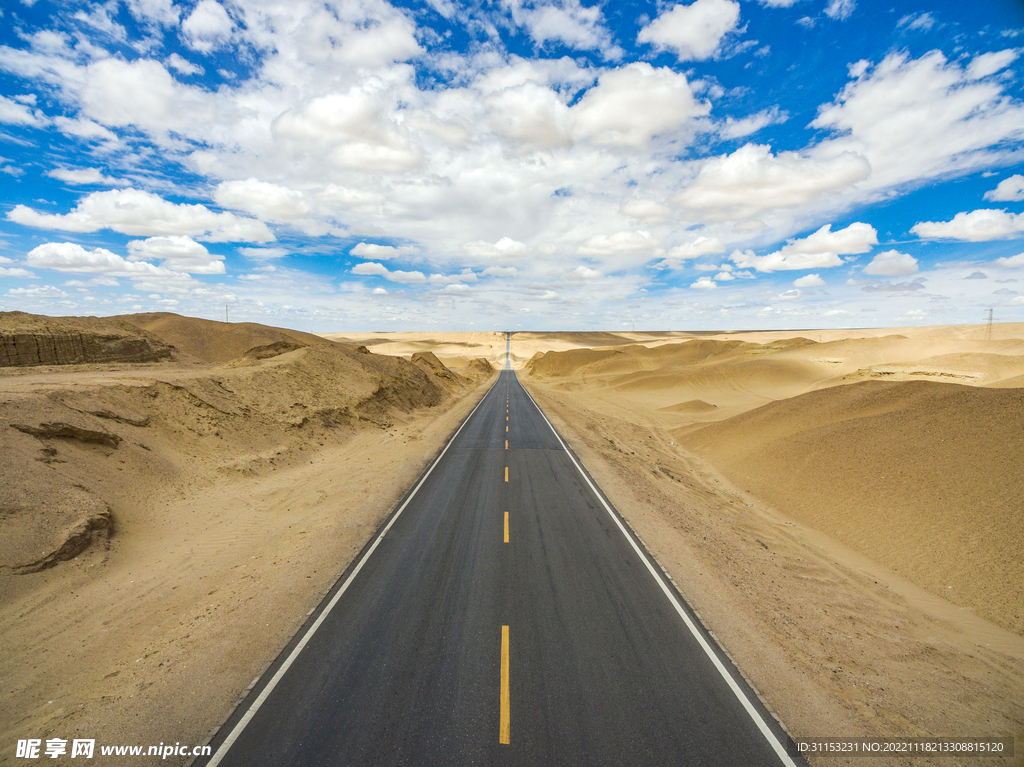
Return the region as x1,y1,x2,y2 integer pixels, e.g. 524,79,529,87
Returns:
1,311,175,367
118,312,339,363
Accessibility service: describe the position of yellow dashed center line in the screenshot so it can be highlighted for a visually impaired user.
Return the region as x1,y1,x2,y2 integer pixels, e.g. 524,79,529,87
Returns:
499,626,510,744
504,466,508,482
505,440,508,450
503,511,509,543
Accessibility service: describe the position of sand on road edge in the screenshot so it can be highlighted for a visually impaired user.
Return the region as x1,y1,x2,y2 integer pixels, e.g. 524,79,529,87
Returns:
521,379,1024,767
0,368,495,766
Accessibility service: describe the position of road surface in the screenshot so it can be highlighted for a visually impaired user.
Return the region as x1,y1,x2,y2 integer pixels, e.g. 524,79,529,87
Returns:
197,336,803,766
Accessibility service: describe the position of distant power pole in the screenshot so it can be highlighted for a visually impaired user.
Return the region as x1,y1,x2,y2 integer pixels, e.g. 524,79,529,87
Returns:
986,308,993,340
225,304,229,323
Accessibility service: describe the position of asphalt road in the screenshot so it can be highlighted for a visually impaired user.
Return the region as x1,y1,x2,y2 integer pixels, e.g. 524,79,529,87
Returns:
197,338,804,767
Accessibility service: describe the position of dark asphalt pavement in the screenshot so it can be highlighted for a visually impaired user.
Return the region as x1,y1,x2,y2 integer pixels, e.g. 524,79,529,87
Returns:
198,337,803,767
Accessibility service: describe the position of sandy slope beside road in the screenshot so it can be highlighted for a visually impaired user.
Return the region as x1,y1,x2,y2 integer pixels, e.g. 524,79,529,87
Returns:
0,394,488,764
518,326,1024,767
523,383,1024,767
1,316,496,766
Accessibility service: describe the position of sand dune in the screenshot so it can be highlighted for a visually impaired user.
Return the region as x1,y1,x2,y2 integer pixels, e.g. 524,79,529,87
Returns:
521,333,1024,633
524,330,1024,413
0,313,495,757
122,312,337,363
1,339,459,572
683,380,1024,634
658,399,717,413
518,325,1024,760
5,316,1022,765
319,331,507,372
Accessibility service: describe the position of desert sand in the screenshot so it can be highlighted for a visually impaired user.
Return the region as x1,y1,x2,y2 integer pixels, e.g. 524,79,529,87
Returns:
0,313,495,765
517,323,1024,766
3,315,1023,767
320,330,509,374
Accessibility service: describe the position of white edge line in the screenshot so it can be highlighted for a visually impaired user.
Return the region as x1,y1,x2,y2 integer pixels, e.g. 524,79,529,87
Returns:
516,374,799,767
205,380,499,767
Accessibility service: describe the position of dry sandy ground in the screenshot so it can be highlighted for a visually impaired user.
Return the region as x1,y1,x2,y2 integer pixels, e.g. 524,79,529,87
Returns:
516,323,1024,767
0,314,495,766
4,316,1023,767
320,330,509,373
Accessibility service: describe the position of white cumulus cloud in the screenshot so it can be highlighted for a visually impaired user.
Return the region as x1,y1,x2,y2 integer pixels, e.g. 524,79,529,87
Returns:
0,94,45,126
47,167,128,186
731,248,842,272
864,249,918,276
273,87,421,172
505,0,621,57
562,265,604,280
794,274,825,286
571,63,709,148
8,189,273,242
671,143,870,222
351,243,419,259
779,222,877,254
351,261,426,283
967,49,1019,80
27,242,183,279
464,238,529,259
127,236,225,274
576,230,659,255
387,270,427,284
911,209,1024,241
812,50,1024,194
127,0,181,27
993,253,1024,268
620,200,672,223
0,266,37,278
666,236,726,260
7,286,69,299
215,179,310,221
181,0,235,53
984,175,1024,202
352,262,389,276
638,0,741,61
824,0,855,20
167,53,202,76
729,222,875,272
482,265,520,277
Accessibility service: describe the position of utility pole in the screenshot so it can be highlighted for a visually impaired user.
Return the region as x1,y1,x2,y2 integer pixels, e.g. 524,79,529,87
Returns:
986,308,993,340
225,304,229,323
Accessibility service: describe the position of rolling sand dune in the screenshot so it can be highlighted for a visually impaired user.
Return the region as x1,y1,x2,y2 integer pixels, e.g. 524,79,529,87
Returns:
683,380,1024,634
4,316,1023,767
521,331,1024,634
519,325,1024,765
658,399,717,413
319,331,507,374
0,313,495,763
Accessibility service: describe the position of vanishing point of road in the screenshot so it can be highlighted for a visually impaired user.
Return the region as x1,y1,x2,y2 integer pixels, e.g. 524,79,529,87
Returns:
196,334,805,767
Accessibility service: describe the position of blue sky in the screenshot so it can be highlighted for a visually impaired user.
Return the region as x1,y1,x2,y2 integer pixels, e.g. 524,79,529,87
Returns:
1,0,1023,332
